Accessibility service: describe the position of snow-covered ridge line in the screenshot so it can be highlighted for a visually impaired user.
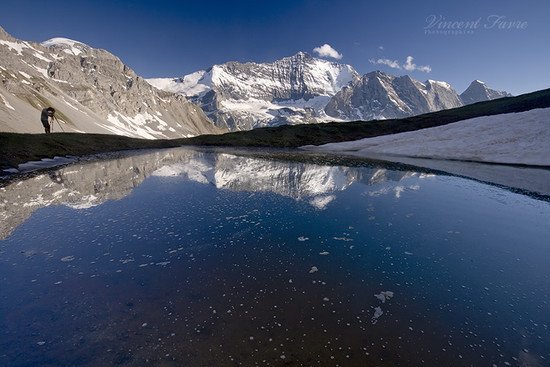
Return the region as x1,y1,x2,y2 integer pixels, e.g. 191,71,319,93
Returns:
146,52,360,130
41,37,88,48
41,37,90,56
302,107,550,166
147,53,511,131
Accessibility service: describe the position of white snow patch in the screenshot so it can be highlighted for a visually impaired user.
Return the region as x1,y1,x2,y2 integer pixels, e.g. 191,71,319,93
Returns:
151,160,213,183
65,195,99,209
147,71,210,96
0,93,15,110
18,71,32,79
61,97,81,111
371,307,383,324
309,195,335,209
105,111,168,139
428,79,452,89
0,40,27,55
32,52,53,62
23,194,55,207
303,108,550,166
41,38,87,56
51,78,69,84
374,291,394,303
32,65,49,78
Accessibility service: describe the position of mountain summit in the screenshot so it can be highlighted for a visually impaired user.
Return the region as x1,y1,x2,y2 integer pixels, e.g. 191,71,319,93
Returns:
460,80,512,104
325,72,464,120
148,52,359,130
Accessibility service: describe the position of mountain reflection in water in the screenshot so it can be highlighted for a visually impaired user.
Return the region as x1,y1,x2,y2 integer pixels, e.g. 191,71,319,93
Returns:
0,147,549,367
0,148,426,239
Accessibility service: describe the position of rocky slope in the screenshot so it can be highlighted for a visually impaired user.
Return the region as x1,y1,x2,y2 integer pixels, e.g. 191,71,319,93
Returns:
0,26,224,138
324,71,465,120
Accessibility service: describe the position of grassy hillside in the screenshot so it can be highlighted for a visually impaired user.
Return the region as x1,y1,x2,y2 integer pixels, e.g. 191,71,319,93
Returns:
1,88,549,170
0,133,181,169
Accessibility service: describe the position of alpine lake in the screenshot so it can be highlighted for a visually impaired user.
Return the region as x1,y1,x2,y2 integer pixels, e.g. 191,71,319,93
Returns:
1,147,549,367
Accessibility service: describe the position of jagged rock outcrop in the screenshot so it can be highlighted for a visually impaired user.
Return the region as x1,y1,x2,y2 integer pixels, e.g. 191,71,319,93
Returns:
324,71,464,120
460,80,512,104
0,26,224,138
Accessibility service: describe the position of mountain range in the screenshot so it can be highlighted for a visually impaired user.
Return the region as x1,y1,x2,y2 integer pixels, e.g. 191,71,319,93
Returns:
0,26,224,138
148,54,511,131
0,26,511,138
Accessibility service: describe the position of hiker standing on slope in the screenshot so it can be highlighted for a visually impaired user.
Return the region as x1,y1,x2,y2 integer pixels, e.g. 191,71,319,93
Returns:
40,107,55,133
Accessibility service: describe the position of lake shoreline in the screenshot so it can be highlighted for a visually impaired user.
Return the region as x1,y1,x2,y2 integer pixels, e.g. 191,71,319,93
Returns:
2,145,549,200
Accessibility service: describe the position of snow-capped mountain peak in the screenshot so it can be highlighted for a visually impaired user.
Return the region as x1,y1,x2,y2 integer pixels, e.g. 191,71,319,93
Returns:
324,71,464,121
41,37,87,48
41,37,90,56
147,52,360,130
460,79,512,104
426,79,452,89
148,51,511,131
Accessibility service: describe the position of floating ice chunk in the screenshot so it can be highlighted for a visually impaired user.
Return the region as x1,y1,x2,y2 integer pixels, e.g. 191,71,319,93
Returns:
309,266,319,274
333,237,353,242
371,307,383,324
298,236,309,241
374,291,394,303
142,323,148,327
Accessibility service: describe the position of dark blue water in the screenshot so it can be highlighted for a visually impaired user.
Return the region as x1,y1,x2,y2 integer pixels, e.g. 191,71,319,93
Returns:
1,148,549,366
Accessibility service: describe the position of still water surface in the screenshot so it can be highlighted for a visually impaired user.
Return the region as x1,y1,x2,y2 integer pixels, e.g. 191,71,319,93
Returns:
1,148,549,366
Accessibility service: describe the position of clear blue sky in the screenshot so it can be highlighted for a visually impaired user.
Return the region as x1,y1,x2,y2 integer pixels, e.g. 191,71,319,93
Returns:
1,0,549,95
